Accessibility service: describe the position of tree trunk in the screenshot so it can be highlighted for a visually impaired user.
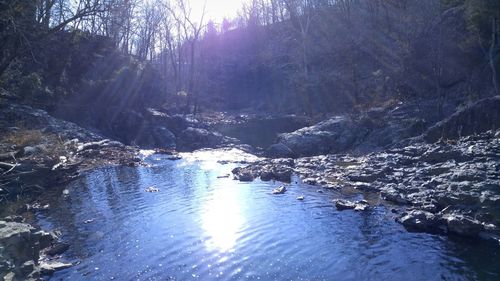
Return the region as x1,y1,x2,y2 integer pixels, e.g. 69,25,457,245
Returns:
489,17,499,95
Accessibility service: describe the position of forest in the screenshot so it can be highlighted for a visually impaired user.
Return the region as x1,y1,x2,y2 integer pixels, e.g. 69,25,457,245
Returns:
0,0,500,280
1,0,498,115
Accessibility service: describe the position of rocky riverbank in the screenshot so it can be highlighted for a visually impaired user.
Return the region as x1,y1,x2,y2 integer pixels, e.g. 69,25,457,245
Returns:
1,95,499,280
0,103,142,204
234,96,500,243
0,217,74,280
233,130,500,243
0,103,143,280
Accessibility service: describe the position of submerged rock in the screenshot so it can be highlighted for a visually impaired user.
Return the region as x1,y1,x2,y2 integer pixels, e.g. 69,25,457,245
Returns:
145,186,160,192
272,186,287,194
39,261,72,275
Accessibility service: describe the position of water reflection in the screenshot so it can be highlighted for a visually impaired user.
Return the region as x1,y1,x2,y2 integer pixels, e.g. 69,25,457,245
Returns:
33,151,500,281
201,181,245,251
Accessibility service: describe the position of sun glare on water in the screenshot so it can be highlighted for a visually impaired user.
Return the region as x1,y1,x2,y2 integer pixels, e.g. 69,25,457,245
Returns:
201,183,245,251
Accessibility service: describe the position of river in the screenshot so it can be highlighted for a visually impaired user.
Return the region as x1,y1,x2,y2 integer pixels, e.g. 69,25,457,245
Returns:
37,149,499,281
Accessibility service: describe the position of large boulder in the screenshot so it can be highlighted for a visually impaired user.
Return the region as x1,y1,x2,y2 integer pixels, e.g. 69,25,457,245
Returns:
177,127,225,151
424,96,500,142
276,116,364,157
150,126,176,149
110,109,179,149
270,103,429,158
265,143,295,158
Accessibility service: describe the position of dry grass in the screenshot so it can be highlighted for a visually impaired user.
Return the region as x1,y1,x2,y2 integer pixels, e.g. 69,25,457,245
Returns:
2,129,67,161
4,129,44,147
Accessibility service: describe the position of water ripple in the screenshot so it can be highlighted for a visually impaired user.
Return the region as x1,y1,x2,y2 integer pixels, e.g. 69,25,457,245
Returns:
34,153,500,281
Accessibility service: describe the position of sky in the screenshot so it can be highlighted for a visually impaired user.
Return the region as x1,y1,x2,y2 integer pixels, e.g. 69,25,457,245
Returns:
190,0,247,23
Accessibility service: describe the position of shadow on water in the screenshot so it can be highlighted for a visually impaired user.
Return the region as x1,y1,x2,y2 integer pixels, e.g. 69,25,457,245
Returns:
215,117,309,148
36,150,499,281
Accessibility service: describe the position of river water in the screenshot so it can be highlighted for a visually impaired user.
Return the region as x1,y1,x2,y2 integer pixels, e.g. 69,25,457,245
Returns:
37,149,499,281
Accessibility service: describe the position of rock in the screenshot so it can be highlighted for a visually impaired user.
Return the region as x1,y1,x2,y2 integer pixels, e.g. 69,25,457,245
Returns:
303,178,317,185
145,186,160,192
270,101,432,157
260,166,293,182
444,214,483,237
272,186,287,194
266,143,295,158
398,210,444,232
3,216,23,223
478,232,500,245
34,231,55,249
167,155,182,161
276,116,359,157
424,96,500,142
420,146,467,163
3,272,15,281
0,221,39,265
334,199,356,210
19,261,36,276
45,242,70,256
232,159,294,183
177,127,225,151
348,167,391,182
335,199,369,211
232,167,255,182
381,186,409,204
150,126,176,149
354,200,370,211
39,261,72,275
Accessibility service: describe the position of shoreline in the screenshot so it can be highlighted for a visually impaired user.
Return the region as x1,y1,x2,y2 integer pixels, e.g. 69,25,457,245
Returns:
1,101,499,280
